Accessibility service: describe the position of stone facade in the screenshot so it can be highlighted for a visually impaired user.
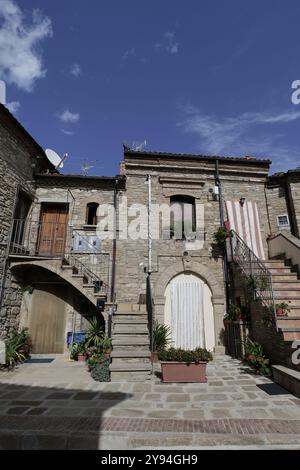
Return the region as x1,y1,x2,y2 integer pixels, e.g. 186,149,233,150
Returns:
2,104,300,357
0,104,53,337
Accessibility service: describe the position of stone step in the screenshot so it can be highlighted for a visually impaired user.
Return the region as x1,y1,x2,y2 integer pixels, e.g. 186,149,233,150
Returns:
271,274,298,281
274,298,300,308
276,317,300,328
112,357,151,365
61,264,74,271
110,371,152,382
117,303,147,313
110,363,151,372
113,319,148,325
264,261,288,268
113,313,148,320
273,289,300,298
113,326,149,334
289,307,300,315
279,328,300,341
112,336,150,346
272,281,300,289
268,267,293,274
111,350,151,358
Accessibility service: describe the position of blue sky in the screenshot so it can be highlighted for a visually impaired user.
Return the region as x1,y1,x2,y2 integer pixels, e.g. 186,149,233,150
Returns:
1,0,300,175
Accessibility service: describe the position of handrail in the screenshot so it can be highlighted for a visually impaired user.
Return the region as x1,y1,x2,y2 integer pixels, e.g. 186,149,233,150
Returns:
230,229,276,324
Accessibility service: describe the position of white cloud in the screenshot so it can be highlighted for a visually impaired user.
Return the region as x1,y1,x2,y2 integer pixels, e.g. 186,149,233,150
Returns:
0,0,52,91
70,63,81,77
61,128,74,136
178,106,300,171
122,48,136,62
155,31,179,54
6,100,20,114
58,109,80,124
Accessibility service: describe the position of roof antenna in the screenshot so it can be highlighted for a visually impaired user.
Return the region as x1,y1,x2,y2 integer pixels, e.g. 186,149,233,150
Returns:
132,139,147,151
81,159,96,176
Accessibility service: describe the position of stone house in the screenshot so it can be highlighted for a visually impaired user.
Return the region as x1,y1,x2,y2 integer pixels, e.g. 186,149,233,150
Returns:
1,103,300,381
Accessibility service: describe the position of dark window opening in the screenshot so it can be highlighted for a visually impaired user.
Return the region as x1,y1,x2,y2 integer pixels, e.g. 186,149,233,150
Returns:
86,203,99,226
170,195,196,239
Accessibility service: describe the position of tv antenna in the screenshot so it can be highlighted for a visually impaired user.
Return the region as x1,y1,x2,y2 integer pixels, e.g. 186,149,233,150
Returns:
45,148,68,170
132,139,147,151
81,159,97,176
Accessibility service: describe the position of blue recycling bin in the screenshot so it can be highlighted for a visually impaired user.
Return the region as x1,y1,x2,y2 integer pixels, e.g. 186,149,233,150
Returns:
67,331,86,346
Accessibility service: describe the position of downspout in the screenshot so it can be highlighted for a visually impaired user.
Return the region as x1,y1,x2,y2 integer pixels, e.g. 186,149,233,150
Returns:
215,160,230,309
110,179,118,303
147,175,154,371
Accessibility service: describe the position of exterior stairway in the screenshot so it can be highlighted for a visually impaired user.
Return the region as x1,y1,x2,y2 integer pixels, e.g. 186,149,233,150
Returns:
10,256,107,307
110,303,152,381
264,259,300,340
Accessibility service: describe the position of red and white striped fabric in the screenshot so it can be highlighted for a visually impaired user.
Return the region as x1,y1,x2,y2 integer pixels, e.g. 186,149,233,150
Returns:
225,200,265,260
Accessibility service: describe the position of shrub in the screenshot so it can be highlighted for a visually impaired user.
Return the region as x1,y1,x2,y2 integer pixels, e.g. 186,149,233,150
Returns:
244,337,272,377
213,227,228,248
85,317,104,348
5,328,32,368
224,304,241,322
152,321,172,351
158,347,213,363
90,358,110,382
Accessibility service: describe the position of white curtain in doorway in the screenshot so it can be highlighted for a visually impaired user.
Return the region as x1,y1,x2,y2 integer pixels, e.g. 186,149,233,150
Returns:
170,282,205,350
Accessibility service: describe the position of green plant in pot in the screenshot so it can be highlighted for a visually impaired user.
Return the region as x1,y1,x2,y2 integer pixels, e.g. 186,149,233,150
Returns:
101,335,112,356
275,302,290,317
151,321,172,362
213,226,228,249
85,317,104,348
158,347,213,383
71,341,86,362
224,304,241,323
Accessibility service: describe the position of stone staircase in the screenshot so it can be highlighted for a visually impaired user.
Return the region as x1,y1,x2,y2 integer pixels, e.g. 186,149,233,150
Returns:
264,259,300,340
110,303,152,381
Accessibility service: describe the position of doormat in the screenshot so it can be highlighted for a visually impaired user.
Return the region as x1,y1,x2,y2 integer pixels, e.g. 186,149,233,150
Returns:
26,358,55,364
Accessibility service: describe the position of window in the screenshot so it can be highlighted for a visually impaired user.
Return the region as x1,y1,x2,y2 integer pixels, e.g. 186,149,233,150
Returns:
277,214,290,228
86,203,99,226
170,195,196,239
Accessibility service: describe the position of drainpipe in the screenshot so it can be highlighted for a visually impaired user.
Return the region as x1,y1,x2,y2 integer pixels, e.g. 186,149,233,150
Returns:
147,175,154,370
215,160,230,309
110,179,118,303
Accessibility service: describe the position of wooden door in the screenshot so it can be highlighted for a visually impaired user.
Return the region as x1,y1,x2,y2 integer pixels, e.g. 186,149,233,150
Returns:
29,287,66,353
37,204,68,256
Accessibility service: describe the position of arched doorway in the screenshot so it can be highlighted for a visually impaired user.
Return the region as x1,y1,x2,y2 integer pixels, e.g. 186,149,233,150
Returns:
164,272,215,351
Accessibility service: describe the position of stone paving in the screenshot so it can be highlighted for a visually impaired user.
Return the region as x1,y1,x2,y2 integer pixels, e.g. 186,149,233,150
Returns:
0,354,300,448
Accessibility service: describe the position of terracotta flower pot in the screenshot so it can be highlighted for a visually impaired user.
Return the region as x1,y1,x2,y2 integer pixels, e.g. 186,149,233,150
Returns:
161,361,207,383
77,354,86,362
276,308,284,316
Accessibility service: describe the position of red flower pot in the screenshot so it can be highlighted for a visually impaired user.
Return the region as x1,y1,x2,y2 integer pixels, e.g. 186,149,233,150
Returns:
161,361,207,383
77,354,86,362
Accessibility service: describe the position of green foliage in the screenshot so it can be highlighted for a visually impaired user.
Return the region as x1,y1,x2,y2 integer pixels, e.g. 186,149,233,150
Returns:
158,347,213,363
152,321,172,351
276,302,290,314
247,274,268,291
69,341,86,360
213,227,228,248
224,304,241,321
85,317,104,348
90,358,110,382
101,335,112,354
244,337,272,377
5,328,32,368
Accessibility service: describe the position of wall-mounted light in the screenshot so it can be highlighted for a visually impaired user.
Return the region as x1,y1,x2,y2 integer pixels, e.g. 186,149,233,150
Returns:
239,197,246,206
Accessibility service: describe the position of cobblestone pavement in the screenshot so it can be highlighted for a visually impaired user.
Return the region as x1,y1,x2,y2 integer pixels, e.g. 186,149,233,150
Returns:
0,354,299,449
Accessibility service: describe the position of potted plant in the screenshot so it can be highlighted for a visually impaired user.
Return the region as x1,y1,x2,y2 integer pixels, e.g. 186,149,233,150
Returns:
85,317,104,348
276,302,290,317
213,226,228,249
151,321,172,362
101,335,112,357
223,304,241,324
158,347,213,383
77,342,87,362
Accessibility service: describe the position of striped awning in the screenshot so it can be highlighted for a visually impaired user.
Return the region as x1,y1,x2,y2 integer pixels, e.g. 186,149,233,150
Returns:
225,200,265,260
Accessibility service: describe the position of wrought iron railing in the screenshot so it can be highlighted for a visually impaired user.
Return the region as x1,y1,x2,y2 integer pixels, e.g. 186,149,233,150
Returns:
229,230,276,323
9,219,110,296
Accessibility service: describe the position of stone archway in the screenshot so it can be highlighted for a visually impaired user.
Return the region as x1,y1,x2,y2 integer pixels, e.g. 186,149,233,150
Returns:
153,259,226,352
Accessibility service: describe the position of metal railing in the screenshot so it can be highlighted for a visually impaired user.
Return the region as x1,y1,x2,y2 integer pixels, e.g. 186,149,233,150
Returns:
9,219,110,297
229,230,276,323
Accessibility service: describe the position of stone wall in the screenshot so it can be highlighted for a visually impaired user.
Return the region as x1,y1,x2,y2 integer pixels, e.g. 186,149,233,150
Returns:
0,114,40,337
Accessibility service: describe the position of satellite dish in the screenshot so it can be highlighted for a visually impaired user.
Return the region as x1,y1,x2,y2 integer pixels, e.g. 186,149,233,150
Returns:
45,148,68,169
